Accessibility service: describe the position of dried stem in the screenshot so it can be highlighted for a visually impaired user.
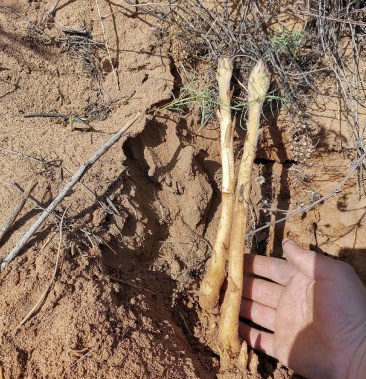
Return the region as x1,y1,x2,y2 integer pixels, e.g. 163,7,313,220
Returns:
48,0,62,15
1,112,142,271
199,57,235,312
95,0,120,90
218,59,270,365
0,181,37,244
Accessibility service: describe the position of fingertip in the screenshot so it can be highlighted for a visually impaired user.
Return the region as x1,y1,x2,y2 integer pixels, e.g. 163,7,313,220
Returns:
282,238,317,279
282,237,298,249
282,236,293,246
282,237,305,260
282,238,300,262
282,238,337,280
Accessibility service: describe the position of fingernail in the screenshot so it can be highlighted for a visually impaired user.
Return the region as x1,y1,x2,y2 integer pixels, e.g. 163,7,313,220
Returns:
282,237,296,246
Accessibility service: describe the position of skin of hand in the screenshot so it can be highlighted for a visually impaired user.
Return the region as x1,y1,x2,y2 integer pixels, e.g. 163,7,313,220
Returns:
238,238,366,379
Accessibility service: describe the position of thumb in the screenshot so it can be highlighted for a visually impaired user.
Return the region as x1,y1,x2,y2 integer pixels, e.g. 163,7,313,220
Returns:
282,237,338,280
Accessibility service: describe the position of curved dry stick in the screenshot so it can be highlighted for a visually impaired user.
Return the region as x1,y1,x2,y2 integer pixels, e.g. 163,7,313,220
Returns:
199,57,235,312
1,112,142,271
218,59,270,365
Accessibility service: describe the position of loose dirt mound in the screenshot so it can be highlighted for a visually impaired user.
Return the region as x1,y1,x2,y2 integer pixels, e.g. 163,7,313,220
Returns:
0,1,365,379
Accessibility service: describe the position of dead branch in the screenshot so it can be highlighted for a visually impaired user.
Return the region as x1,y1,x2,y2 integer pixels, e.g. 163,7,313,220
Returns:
0,146,56,165
1,112,142,271
0,181,37,244
0,3,50,37
0,147,110,211
8,182,62,222
48,0,63,15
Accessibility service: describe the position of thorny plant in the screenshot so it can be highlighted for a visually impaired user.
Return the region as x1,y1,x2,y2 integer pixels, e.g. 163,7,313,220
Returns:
122,0,322,108
121,0,323,183
123,0,366,184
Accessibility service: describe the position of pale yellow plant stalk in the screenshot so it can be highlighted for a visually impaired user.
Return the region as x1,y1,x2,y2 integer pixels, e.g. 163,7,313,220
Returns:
218,59,270,365
199,57,235,312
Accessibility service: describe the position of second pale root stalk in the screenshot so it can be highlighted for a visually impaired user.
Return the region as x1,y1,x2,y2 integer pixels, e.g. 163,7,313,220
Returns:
218,59,270,365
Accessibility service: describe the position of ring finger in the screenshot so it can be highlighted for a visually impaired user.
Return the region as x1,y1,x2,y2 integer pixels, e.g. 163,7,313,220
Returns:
240,298,276,332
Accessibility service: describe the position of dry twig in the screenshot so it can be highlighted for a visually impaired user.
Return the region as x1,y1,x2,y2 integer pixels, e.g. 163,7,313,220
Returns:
8,182,62,223
1,112,142,270
0,147,113,212
0,3,50,37
95,0,120,90
48,0,62,15
0,146,61,166
0,182,37,244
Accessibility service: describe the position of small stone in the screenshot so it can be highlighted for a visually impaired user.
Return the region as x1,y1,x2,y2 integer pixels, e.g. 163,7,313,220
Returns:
101,57,117,73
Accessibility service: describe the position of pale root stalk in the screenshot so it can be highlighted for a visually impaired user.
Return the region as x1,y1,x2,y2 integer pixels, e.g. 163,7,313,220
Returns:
199,57,235,312
218,59,270,364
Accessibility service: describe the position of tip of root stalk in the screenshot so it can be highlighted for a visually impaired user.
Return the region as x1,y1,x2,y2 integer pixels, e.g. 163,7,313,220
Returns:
217,57,233,82
248,58,270,103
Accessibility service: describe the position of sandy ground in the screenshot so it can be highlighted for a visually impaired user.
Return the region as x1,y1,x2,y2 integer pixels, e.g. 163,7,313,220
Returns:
0,1,365,378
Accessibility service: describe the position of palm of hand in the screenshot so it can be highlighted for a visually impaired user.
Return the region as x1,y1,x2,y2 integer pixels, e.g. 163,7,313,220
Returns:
239,240,366,379
275,268,360,379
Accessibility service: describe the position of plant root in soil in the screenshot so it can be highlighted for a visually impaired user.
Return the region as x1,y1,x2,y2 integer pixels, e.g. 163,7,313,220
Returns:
218,58,270,368
199,58,270,370
199,57,235,313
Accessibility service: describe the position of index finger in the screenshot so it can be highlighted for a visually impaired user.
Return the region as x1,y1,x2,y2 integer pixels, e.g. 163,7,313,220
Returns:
244,253,297,286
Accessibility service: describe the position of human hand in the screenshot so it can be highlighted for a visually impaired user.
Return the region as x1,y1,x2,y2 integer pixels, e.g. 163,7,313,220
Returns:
239,238,366,379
